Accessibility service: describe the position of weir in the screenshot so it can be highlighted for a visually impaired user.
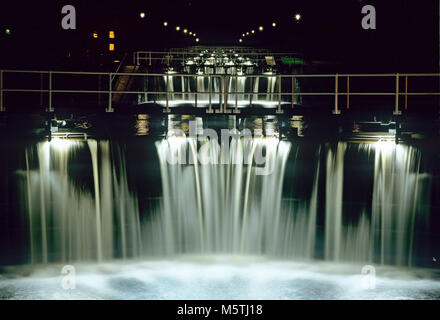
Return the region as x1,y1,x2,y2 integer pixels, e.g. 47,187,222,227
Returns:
15,136,432,267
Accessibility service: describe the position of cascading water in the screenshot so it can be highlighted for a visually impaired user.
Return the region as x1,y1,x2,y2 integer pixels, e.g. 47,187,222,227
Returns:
21,139,142,263
17,138,432,266
155,75,301,107
3,136,438,300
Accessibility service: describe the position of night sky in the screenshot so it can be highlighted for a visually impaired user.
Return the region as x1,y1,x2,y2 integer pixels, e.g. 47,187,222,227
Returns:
0,0,438,72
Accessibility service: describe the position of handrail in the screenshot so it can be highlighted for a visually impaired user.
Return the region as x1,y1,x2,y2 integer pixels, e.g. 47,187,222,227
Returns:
1,69,439,114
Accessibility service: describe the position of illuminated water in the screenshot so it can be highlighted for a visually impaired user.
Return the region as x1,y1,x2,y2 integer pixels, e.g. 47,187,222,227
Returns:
1,130,439,299
1,256,439,300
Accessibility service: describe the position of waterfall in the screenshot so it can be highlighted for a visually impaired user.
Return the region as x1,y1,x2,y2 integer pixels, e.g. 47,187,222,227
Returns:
16,138,432,267
147,136,293,256
22,139,141,263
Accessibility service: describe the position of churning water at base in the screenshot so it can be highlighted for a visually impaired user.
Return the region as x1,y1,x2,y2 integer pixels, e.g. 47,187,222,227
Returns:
1,257,440,300
2,136,438,299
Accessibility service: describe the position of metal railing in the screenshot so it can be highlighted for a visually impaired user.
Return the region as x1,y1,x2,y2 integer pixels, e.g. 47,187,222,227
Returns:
0,70,439,114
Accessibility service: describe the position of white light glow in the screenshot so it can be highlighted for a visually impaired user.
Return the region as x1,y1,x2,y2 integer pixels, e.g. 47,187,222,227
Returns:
272,22,276,27
140,12,146,19
163,21,168,26
50,138,76,151
295,13,302,21
259,26,263,31
374,139,395,155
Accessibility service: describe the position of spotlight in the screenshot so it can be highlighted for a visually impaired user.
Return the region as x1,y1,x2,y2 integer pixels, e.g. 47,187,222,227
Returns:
259,26,263,31
163,21,168,26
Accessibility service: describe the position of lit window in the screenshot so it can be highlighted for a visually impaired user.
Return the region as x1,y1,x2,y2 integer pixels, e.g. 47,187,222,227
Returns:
109,43,115,51
109,31,115,39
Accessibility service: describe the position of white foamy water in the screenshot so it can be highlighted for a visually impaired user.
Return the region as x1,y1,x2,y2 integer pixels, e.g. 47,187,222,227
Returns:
1,256,439,300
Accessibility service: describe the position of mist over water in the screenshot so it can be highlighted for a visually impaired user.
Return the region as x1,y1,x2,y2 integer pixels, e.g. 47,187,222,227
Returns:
2,136,438,299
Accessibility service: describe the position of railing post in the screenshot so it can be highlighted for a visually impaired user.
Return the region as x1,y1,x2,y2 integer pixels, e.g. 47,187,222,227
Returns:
195,75,198,108
249,77,253,108
276,74,283,114
234,75,240,114
47,72,54,113
405,75,408,110
291,75,295,110
207,75,213,114
394,73,402,115
153,76,157,105
0,70,4,112
216,76,223,114
333,73,341,114
106,73,114,112
164,74,170,113
346,76,350,109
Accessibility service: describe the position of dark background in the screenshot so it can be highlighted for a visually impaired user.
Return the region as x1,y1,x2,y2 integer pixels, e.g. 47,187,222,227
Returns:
0,0,438,72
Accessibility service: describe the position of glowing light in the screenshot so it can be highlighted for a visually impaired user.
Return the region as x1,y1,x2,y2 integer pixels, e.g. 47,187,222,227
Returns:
272,22,276,27
242,33,245,37
374,139,395,155
239,39,243,43
109,43,115,51
196,38,199,42
183,29,188,33
259,26,263,31
109,31,115,39
193,33,196,37
92,32,98,38
50,138,75,151
5,28,11,35
163,21,168,26
176,26,180,31
139,12,146,18
295,13,302,21
246,32,249,35
251,30,255,34
189,31,192,35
